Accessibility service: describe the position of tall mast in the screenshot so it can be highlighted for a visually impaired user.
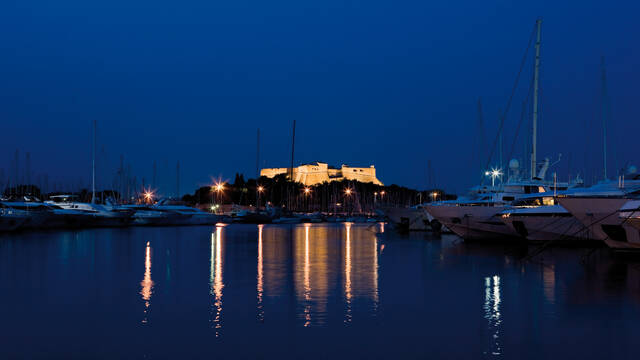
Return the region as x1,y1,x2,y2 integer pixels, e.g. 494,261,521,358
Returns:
92,120,96,203
290,120,296,179
256,128,260,178
531,19,542,179
477,98,485,176
152,160,157,189
288,120,296,210
601,56,608,180
176,160,180,199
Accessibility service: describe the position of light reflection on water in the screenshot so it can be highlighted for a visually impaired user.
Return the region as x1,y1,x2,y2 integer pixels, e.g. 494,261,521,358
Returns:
140,241,153,324
344,222,352,324
2,224,640,358
257,224,264,323
484,275,502,356
210,225,224,337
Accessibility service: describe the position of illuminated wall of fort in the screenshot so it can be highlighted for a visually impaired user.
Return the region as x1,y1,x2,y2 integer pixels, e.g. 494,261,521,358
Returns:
260,162,383,186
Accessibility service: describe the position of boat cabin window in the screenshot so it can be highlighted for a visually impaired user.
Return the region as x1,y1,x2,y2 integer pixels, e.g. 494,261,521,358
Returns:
521,185,547,194
513,196,555,206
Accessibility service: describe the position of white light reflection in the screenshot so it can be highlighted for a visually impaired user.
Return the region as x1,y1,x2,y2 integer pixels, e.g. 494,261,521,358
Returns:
140,241,154,324
303,223,312,327
344,222,352,324
542,264,556,305
257,224,264,322
372,234,379,310
483,275,502,356
210,225,224,337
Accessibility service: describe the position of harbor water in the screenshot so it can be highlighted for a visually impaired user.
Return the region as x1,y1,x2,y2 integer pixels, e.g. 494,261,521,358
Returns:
1,223,639,358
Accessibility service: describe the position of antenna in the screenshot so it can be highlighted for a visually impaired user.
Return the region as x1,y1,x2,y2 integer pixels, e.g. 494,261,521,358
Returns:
531,18,542,179
601,56,608,180
91,120,96,203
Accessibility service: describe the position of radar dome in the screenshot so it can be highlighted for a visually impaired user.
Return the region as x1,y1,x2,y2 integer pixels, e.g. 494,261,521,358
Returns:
508,159,520,170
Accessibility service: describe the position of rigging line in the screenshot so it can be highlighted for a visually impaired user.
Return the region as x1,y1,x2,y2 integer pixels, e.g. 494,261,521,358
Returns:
484,23,537,171
523,203,638,262
507,72,535,161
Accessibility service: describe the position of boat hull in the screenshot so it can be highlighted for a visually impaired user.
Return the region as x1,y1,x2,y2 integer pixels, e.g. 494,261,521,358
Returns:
502,214,589,243
426,204,517,241
383,207,431,231
557,197,640,250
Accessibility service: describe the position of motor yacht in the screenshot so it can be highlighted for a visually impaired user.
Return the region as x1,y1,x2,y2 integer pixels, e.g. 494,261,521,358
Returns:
152,199,220,225
46,195,134,227
556,177,640,250
499,192,589,243
426,159,574,241
0,203,28,231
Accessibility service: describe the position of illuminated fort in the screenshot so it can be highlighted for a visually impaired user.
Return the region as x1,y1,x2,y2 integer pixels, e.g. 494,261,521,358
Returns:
260,162,383,186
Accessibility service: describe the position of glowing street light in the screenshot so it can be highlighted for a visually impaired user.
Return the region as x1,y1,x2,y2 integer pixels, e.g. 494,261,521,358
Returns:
304,187,311,195
344,188,352,196
257,186,265,193
487,168,503,187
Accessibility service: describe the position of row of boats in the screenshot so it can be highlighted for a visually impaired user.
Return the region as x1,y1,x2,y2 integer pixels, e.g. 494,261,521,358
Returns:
0,195,219,231
386,160,640,251
0,194,386,232
384,20,640,251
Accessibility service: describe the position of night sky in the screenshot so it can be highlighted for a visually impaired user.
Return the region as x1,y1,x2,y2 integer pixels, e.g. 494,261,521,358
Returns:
2,1,639,196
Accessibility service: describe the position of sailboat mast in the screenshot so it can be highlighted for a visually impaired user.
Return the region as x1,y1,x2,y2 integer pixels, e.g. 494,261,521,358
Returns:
531,19,542,179
256,128,260,179
290,120,296,179
92,120,96,203
601,56,608,180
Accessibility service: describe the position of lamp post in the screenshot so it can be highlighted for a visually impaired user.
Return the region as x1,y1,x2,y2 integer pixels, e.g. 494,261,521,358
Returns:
344,187,352,216
213,182,225,212
303,187,311,212
257,185,264,210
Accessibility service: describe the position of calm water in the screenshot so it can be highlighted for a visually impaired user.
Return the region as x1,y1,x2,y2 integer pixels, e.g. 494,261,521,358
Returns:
1,223,639,359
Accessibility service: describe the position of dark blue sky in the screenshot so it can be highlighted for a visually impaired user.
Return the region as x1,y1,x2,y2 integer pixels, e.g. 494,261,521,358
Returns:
2,0,639,195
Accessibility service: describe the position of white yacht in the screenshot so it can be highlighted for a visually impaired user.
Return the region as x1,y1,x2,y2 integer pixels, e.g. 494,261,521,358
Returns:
0,203,29,231
382,204,440,231
152,199,220,225
46,195,134,227
122,204,190,226
499,176,640,244
0,201,53,229
621,200,640,233
499,192,589,243
426,159,572,241
556,177,640,250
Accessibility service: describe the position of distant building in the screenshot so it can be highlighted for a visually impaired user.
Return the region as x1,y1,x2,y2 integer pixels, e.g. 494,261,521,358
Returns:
260,162,383,186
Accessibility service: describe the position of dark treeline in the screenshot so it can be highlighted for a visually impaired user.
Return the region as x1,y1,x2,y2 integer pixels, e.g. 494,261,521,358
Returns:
182,173,456,213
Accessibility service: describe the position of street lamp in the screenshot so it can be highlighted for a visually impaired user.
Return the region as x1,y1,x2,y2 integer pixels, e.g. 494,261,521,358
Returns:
143,190,154,204
257,185,265,209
